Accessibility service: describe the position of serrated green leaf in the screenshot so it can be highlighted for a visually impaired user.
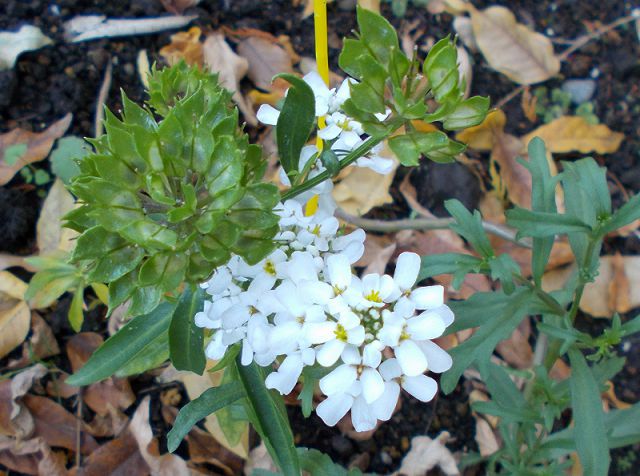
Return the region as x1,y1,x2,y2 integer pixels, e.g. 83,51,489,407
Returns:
66,301,176,386
169,284,206,374
444,199,494,258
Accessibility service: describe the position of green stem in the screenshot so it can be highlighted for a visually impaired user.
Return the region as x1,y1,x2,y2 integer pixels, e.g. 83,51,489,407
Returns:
512,274,566,317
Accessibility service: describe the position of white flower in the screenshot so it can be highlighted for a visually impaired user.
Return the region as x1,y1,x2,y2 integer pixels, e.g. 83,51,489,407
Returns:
354,142,395,175
379,358,438,402
392,252,445,317
265,349,315,395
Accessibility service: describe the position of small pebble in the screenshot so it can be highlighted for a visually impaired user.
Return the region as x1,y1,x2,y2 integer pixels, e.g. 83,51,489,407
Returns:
590,67,601,79
562,79,596,104
380,451,392,465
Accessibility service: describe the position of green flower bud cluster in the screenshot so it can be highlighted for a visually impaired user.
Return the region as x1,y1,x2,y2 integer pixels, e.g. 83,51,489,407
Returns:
65,63,280,316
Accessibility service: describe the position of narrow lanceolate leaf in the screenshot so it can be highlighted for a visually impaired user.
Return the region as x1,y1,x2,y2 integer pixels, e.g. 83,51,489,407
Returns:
169,284,206,374
235,359,300,476
506,207,592,238
275,73,316,178
166,381,244,453
568,348,610,476
66,301,176,386
601,192,640,235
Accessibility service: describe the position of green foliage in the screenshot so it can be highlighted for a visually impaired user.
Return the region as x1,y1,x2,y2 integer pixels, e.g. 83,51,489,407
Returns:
65,63,279,317
168,284,206,374
50,136,88,184
534,86,598,124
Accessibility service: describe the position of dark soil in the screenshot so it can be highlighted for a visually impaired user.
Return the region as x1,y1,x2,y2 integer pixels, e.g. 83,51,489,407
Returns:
1,0,639,475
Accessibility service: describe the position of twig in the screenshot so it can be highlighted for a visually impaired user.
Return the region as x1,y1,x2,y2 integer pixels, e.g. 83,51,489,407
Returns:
495,85,525,109
75,389,84,468
335,208,532,248
65,15,197,43
94,60,113,138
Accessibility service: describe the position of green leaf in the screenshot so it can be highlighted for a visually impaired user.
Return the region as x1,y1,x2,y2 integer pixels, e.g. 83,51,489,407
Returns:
66,301,176,386
68,289,84,332
169,284,206,374
423,37,459,102
3,143,27,166
488,254,520,294
26,266,82,309
235,360,300,476
441,288,532,393
297,448,361,476
356,5,400,67
275,73,316,178
419,253,483,290
568,348,610,476
444,199,494,258
601,192,640,235
166,381,244,453
388,131,449,166
50,136,88,184
506,207,592,238
115,331,169,377
442,97,490,130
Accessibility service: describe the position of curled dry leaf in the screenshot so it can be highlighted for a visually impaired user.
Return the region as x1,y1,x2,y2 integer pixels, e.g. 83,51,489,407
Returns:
0,25,53,70
467,5,560,85
37,178,78,256
475,417,501,457
393,432,460,476
203,33,257,126
237,36,294,91
0,272,30,360
0,364,47,438
521,116,624,154
68,431,149,476
0,113,72,186
0,436,67,476
9,313,60,369
456,109,506,151
542,255,640,318
159,26,204,67
160,0,201,15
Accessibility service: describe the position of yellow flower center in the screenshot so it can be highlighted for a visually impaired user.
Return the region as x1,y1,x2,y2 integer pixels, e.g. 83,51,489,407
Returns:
334,324,348,342
365,290,382,303
310,224,322,236
263,260,276,276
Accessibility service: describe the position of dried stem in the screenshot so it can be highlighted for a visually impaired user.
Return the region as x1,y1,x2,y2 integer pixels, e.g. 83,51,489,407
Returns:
94,60,113,138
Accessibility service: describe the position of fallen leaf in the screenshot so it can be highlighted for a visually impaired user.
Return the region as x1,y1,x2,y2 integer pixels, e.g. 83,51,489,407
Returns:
603,381,631,410
496,320,533,369
159,26,203,67
0,272,30,360
129,397,191,476
37,178,77,256
475,418,500,457
64,15,197,43
355,234,396,276
393,432,460,476
453,16,478,51
9,313,60,368
456,109,507,151
0,436,67,476
203,33,256,126
0,25,53,70
160,0,201,15
0,114,72,186
522,116,624,154
237,36,294,91
69,430,149,476
521,87,538,123
84,405,129,438
542,256,640,318
358,0,381,13
244,441,278,475
467,5,560,85
0,364,47,438
0,254,36,272
23,394,98,453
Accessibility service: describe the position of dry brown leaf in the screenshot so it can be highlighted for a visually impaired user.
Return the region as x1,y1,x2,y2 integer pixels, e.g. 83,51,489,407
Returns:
496,321,533,369
0,254,36,272
244,442,278,475
203,33,256,126
237,36,294,91
603,381,632,410
468,5,560,85
0,272,30,360
475,418,500,457
23,394,98,453
69,430,149,476
159,26,203,67
9,313,60,368
355,234,397,276
67,333,135,415
37,178,77,255
456,109,507,151
453,16,478,51
393,432,460,476
522,116,624,154
358,0,381,13
542,256,640,318
160,0,200,15
0,114,72,185
0,364,47,438
0,436,67,476
521,87,538,123
130,397,191,476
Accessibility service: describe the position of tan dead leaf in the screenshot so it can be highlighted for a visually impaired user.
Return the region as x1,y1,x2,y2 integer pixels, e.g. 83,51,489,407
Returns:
23,394,98,453
0,254,36,272
522,116,624,154
355,234,396,275
37,178,77,255
453,16,478,52
0,436,67,476
159,26,203,67
130,396,191,476
0,272,30,360
542,256,640,318
160,0,201,15
244,441,278,475
475,418,500,457
0,364,47,439
521,87,538,123
66,333,135,415
393,432,460,476
358,0,381,13
9,313,60,368
162,405,244,475
69,430,149,476
203,33,256,126
0,114,72,185
496,320,533,369
456,109,507,151
468,5,560,84
603,381,632,410
333,142,398,216
237,36,294,91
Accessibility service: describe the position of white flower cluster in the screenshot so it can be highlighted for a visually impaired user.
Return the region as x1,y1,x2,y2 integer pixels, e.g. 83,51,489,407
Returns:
257,71,394,175
196,194,454,432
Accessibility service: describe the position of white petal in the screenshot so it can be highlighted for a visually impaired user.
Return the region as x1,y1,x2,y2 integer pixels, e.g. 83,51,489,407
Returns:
362,342,382,368
394,296,416,318
241,339,253,366
269,321,300,353
418,340,453,373
320,364,357,396
370,381,400,421
434,304,455,327
411,285,444,310
341,241,365,264
406,312,446,340
361,368,385,404
316,339,346,367
379,274,399,300
394,252,421,291
347,325,365,346
303,71,331,99
377,323,402,347
350,396,378,432
318,123,342,140
341,344,361,365
316,394,353,427
305,321,337,344
378,358,402,381
204,332,226,360
256,104,280,125
299,280,333,305
265,354,303,395
326,253,352,289
395,340,428,377
402,375,437,402
361,273,380,294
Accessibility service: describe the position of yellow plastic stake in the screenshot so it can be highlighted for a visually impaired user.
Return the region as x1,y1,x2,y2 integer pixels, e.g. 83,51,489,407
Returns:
314,0,330,140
